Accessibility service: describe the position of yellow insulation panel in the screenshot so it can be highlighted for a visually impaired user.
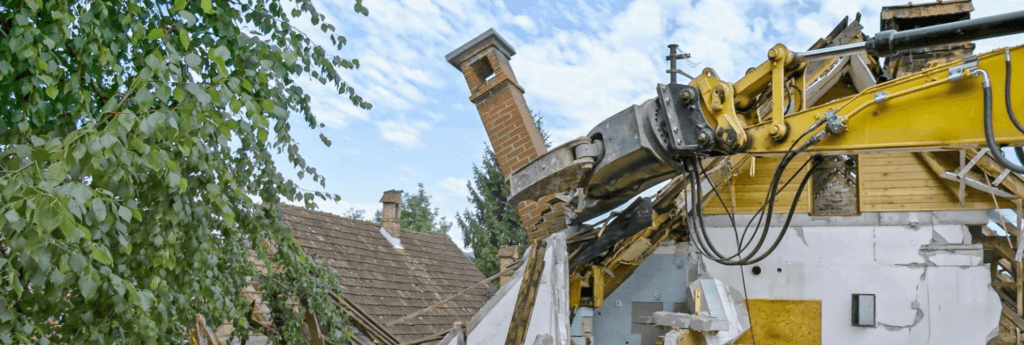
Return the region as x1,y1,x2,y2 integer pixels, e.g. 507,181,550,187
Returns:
734,299,821,345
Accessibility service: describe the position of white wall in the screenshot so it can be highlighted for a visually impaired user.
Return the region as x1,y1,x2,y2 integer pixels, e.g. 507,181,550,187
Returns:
699,211,1001,344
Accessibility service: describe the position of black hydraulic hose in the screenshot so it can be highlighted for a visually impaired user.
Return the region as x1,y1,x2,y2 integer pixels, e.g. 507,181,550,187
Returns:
694,119,828,265
1004,51,1024,167
982,66,1024,174
1006,51,1024,135
695,153,815,265
737,156,825,265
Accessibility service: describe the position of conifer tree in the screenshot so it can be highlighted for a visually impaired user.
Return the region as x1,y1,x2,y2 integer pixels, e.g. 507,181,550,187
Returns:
456,147,524,277
400,183,452,235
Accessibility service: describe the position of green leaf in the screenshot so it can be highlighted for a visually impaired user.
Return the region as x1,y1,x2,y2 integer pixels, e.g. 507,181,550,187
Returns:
46,86,58,99
49,269,64,285
117,206,131,222
58,211,76,238
178,28,190,49
178,10,196,26
173,87,185,101
78,272,98,300
213,46,231,60
147,28,164,40
91,198,107,222
91,244,113,265
69,252,86,272
99,133,117,148
5,210,19,223
186,83,211,105
201,0,214,14
185,53,201,68
169,172,181,190
37,202,61,233
320,133,332,147
170,0,187,12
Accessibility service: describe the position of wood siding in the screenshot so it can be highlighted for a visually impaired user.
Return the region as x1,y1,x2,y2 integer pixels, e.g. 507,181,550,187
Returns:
704,153,1011,215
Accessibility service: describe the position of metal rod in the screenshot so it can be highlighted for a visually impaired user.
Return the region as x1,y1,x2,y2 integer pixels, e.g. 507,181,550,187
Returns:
796,9,1024,62
795,42,866,61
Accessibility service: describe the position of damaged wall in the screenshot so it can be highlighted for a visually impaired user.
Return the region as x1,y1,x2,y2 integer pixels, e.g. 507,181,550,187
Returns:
588,244,690,345
700,211,1001,344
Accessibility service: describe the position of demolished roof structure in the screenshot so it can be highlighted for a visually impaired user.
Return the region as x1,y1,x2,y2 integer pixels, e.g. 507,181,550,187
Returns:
441,1,1024,344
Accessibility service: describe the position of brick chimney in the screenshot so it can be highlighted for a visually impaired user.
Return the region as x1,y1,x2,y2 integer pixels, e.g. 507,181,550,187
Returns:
446,29,565,241
379,190,403,239
497,245,520,287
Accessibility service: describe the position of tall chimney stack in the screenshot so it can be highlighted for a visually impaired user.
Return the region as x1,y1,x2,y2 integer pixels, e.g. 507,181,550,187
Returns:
380,190,403,239
446,29,566,241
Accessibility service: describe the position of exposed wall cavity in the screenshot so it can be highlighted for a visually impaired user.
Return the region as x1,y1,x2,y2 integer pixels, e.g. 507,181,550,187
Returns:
589,243,689,345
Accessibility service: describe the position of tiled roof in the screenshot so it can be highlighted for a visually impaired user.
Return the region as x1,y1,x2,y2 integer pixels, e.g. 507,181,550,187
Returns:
280,204,492,343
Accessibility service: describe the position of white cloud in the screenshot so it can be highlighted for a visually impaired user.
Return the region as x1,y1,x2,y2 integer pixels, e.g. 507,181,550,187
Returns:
513,14,538,34
377,119,430,149
440,176,470,201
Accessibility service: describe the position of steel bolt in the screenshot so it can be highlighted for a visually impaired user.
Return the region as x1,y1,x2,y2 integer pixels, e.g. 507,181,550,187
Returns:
681,90,693,101
698,132,708,143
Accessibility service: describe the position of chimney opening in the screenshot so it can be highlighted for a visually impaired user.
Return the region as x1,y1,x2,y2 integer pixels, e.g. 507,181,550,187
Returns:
471,57,495,83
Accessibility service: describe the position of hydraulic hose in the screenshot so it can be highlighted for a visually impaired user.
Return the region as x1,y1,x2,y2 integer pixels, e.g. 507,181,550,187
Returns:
982,62,1024,174
1006,50,1024,135
1004,50,1024,167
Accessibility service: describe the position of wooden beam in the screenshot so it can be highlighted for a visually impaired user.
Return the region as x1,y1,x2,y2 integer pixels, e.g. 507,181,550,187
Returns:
505,241,548,345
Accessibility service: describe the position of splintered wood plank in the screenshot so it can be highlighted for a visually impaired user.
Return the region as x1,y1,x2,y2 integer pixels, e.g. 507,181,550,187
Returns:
505,240,548,345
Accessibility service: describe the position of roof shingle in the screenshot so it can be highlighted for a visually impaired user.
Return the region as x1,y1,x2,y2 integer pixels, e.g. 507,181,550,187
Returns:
280,204,492,343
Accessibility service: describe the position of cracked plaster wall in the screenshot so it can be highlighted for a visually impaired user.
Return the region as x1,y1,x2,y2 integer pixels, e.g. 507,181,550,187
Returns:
700,211,1001,344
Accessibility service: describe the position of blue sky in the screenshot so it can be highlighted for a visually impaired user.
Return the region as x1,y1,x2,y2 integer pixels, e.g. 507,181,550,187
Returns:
278,0,1024,249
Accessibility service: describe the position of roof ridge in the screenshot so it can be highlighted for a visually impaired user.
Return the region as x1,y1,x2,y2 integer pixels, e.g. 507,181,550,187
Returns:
280,203,456,241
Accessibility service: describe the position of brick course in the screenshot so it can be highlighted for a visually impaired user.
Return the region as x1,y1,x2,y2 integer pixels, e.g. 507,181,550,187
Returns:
448,31,566,241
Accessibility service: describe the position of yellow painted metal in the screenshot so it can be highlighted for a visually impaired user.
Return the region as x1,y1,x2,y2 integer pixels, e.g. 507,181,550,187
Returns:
733,299,822,345
591,266,605,308
693,69,749,150
732,44,800,111
569,274,581,310
743,45,1024,155
769,44,791,141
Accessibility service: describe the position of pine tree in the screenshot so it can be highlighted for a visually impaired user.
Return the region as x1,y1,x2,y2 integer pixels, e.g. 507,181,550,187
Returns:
400,183,452,235
456,146,526,277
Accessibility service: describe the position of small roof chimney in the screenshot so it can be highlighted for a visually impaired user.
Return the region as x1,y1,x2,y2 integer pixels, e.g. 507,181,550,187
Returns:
380,190,403,240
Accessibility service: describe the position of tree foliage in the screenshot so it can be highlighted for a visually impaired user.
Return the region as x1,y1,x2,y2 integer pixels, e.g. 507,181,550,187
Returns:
456,146,524,277
341,207,368,221
531,109,552,149
0,0,369,343
400,183,451,236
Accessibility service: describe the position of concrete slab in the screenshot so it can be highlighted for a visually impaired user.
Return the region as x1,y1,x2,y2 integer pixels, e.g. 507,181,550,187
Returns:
931,224,967,244
878,211,932,227
651,312,728,331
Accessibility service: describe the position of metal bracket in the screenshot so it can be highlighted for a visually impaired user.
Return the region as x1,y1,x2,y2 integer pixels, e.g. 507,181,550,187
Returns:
873,91,888,103
825,110,846,134
948,55,979,81
508,137,597,206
